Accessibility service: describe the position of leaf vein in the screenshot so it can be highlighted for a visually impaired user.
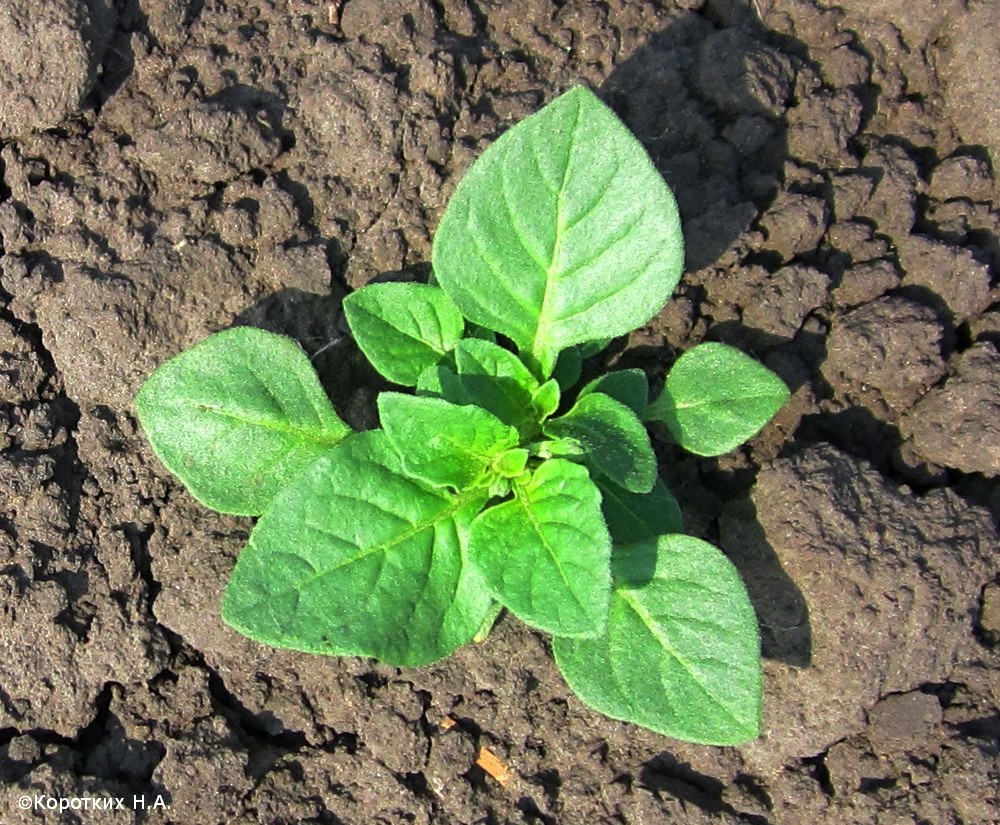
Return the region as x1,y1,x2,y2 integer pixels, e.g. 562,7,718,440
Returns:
291,488,475,593
516,488,590,618
620,589,748,729
466,222,539,319
190,403,344,444
552,243,658,325
560,159,619,234
554,207,648,286
531,93,581,361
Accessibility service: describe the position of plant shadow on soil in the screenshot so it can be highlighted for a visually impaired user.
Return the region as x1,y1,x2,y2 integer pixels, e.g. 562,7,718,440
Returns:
600,14,813,667
600,11,795,271
230,12,814,673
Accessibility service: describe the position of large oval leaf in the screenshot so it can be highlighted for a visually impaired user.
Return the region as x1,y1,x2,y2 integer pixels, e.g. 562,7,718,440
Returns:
222,431,493,666
553,535,762,744
433,86,684,376
135,327,351,515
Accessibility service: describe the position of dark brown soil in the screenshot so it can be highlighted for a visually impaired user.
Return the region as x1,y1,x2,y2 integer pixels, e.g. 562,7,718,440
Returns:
1,0,998,822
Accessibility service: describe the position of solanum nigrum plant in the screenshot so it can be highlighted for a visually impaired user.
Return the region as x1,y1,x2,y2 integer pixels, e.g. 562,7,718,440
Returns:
136,86,789,745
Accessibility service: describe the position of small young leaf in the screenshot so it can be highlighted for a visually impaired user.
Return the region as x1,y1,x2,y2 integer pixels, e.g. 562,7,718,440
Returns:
595,476,683,544
493,448,529,478
532,379,561,420
468,459,611,637
544,392,656,493
222,431,494,667
473,600,505,643
552,346,583,390
431,339,540,431
646,342,789,456
579,369,649,417
455,338,539,389
433,86,684,376
553,535,762,744
536,437,585,459
378,392,519,490
343,282,464,386
135,327,351,516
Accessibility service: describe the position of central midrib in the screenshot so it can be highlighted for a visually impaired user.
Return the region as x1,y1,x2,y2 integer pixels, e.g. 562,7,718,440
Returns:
619,588,747,729
289,486,485,593
531,98,581,363
192,402,344,444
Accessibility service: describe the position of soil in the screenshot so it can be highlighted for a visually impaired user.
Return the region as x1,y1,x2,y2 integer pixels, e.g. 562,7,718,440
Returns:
0,0,998,822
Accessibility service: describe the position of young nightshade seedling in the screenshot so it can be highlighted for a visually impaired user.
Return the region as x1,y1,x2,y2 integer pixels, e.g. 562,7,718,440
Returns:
136,86,789,745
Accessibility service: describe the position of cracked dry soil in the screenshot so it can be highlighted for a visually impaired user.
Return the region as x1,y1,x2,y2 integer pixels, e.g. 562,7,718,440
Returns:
0,0,998,822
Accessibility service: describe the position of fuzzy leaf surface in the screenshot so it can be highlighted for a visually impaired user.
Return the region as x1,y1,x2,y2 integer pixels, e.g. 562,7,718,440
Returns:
544,392,656,493
222,431,493,666
647,342,789,456
493,448,529,478
135,327,350,515
532,379,562,420
553,535,762,744
468,459,611,637
580,369,649,417
416,364,448,397
378,392,518,490
596,477,683,544
552,346,583,390
426,339,540,431
433,86,684,375
343,283,464,385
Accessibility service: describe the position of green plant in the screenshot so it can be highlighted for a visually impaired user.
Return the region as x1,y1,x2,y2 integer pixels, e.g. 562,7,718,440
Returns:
136,86,789,745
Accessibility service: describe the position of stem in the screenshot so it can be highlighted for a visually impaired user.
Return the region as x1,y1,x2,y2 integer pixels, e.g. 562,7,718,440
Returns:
473,601,505,643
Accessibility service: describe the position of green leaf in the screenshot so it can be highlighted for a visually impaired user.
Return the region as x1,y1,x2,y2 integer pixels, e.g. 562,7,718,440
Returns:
536,437,585,459
532,379,561,420
415,363,449,397
468,459,611,637
343,282,464,385
646,343,790,456
222,431,493,667
492,448,529,478
465,324,498,343
135,327,351,516
596,476,683,544
378,392,518,490
577,338,611,359
544,392,656,493
432,339,540,431
553,535,762,744
552,346,583,390
473,600,505,643
579,369,649,417
433,86,684,376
